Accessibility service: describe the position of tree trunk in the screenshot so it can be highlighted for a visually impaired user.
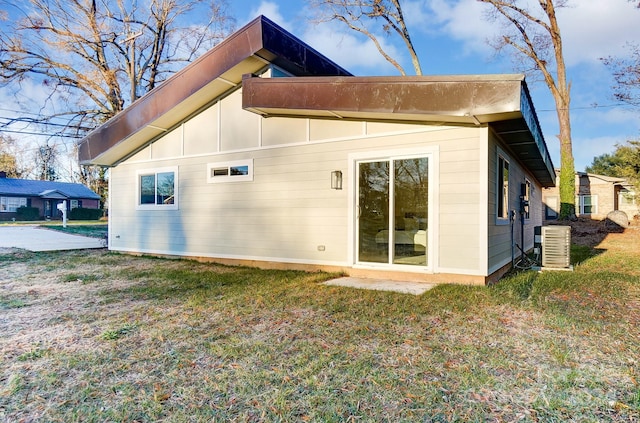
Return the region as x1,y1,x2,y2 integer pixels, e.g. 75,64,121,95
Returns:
557,102,576,220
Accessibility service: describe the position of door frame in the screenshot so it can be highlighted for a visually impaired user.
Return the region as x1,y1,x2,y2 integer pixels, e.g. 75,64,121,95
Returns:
348,146,439,273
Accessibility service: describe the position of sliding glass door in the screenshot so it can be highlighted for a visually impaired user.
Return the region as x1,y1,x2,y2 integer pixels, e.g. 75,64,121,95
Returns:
357,156,429,266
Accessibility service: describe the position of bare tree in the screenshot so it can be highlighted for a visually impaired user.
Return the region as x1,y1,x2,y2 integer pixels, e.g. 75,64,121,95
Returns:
0,134,29,177
0,0,234,190
479,0,576,220
603,43,640,107
0,0,234,126
35,145,58,181
308,0,422,75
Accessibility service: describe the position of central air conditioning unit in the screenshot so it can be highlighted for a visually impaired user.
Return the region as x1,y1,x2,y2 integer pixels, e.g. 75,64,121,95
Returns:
534,226,573,270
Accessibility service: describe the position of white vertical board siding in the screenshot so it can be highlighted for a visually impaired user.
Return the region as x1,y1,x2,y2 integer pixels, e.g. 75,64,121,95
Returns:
150,126,181,159
184,103,219,156
309,119,363,141
262,117,307,146
220,89,260,151
487,132,544,274
111,109,487,275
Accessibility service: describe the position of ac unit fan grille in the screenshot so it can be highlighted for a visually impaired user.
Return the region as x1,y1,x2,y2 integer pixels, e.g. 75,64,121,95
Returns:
541,226,571,268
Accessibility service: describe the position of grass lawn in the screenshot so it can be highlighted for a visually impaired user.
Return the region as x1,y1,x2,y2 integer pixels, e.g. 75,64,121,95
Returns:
0,225,638,422
42,221,108,239
0,220,108,239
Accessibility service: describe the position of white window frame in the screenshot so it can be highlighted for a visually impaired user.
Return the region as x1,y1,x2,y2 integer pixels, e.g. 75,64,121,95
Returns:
577,194,597,215
136,166,178,210
0,196,27,213
207,159,253,183
523,179,532,220
496,150,510,224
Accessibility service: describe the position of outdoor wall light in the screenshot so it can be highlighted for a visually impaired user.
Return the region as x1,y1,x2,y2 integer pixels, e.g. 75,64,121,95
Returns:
331,170,343,190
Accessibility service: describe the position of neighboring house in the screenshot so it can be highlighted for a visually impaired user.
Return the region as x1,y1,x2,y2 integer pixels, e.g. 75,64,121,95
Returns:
542,171,638,220
78,16,556,285
0,172,101,221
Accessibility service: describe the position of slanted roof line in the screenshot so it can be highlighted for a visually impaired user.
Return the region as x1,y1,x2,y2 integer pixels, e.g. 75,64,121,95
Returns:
77,15,351,166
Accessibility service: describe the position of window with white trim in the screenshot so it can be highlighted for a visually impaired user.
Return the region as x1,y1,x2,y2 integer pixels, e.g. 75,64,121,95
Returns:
523,179,531,220
137,167,178,210
0,196,27,212
577,195,597,215
496,154,510,222
207,159,253,183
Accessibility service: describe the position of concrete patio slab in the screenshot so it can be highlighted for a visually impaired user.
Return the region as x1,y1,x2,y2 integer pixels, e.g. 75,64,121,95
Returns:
323,277,435,295
0,226,105,252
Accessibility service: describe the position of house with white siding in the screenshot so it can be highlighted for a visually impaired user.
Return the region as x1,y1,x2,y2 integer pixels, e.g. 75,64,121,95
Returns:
78,16,555,285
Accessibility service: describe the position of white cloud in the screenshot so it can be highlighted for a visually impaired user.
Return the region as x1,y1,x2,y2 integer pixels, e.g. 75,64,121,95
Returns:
242,1,293,32
590,107,639,126
301,22,400,75
426,0,640,67
424,0,497,56
402,0,432,31
229,0,407,74
559,0,640,66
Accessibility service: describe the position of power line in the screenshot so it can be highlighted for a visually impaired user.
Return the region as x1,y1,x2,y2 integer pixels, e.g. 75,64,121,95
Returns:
0,128,83,139
537,102,637,112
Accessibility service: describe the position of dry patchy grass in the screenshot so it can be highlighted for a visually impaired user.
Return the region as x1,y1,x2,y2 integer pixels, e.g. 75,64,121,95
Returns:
0,227,639,422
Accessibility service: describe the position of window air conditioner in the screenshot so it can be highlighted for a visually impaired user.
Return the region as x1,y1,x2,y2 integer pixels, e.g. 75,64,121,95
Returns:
534,226,572,269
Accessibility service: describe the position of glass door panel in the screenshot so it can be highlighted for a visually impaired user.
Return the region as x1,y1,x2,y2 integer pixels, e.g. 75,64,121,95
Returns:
392,158,428,266
358,161,389,263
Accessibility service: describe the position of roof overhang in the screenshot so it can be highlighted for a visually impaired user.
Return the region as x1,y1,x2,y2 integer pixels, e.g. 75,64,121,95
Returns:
77,15,350,166
39,190,68,199
242,74,556,187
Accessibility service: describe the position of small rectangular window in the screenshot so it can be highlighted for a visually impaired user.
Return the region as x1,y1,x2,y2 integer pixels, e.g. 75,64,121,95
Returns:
523,179,531,220
497,154,509,221
230,165,249,176
578,195,597,215
137,167,178,210
207,160,253,183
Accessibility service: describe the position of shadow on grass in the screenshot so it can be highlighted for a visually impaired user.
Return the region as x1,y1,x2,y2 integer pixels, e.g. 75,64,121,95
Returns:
491,240,639,327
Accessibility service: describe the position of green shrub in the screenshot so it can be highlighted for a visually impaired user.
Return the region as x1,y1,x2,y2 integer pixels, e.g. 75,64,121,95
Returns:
69,207,103,220
16,206,40,221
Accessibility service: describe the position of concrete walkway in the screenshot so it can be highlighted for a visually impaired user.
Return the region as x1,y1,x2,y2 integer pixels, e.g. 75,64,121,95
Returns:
0,226,105,252
323,277,434,295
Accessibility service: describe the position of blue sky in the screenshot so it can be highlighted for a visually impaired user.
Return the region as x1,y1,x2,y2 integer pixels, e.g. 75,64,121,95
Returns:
230,0,640,172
